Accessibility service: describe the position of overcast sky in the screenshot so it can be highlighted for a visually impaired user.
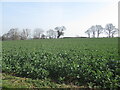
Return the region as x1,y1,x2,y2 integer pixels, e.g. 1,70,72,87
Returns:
0,0,119,37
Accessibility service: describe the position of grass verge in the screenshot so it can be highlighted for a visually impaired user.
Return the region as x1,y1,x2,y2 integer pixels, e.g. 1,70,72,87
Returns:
2,73,84,89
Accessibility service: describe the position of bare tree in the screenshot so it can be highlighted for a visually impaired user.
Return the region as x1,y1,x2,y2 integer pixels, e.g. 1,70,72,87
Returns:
111,28,118,37
47,29,57,39
21,29,31,40
33,28,44,39
95,25,103,38
90,26,96,38
2,33,9,40
55,26,66,38
105,23,116,38
7,28,20,40
85,29,91,38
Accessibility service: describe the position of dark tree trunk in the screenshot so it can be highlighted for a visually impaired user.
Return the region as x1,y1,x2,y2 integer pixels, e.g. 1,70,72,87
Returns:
57,35,60,38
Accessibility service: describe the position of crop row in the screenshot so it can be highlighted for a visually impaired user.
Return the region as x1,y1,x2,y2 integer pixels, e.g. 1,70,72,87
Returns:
2,47,120,88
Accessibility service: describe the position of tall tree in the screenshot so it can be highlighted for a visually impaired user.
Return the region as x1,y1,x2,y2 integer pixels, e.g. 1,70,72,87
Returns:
90,26,96,38
111,28,118,37
2,33,9,40
85,29,91,38
21,28,31,40
95,25,103,38
105,23,116,38
55,26,66,38
47,29,57,39
7,28,20,40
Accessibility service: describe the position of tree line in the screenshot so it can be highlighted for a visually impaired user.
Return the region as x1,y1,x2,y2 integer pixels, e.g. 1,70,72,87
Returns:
0,23,119,41
85,23,118,38
1,26,66,41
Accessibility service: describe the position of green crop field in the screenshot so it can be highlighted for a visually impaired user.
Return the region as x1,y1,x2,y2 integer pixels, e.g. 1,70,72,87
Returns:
2,38,120,88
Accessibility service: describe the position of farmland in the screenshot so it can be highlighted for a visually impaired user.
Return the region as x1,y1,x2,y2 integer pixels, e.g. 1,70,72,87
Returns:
2,38,120,88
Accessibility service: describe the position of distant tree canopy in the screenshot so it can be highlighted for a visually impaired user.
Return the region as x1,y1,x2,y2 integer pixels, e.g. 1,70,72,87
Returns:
46,29,57,39
85,23,118,38
96,25,103,38
105,23,118,38
1,26,66,41
21,29,31,40
55,26,66,38
2,28,20,40
1,23,118,41
2,28,31,41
